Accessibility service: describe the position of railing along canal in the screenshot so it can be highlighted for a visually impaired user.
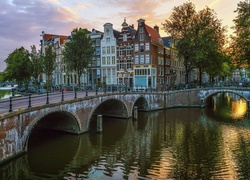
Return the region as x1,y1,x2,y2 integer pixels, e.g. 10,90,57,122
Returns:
0,86,162,115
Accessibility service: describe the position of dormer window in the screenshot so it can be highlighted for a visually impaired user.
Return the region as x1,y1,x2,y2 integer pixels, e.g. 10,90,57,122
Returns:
139,27,144,33
106,28,109,35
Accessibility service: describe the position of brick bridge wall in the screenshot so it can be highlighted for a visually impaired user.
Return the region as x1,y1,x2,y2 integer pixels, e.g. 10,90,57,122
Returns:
0,88,250,164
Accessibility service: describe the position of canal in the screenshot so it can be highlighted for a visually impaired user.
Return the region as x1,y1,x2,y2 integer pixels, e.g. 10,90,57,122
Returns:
0,92,250,179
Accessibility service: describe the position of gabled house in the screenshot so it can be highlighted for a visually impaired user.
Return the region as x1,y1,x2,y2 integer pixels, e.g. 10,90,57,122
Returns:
100,23,120,85
117,18,136,87
88,28,103,86
133,19,164,90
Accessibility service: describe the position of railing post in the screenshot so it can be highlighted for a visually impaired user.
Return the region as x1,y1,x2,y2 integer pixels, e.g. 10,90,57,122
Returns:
9,97,12,112
28,94,32,108
61,90,64,101
86,89,88,97
96,85,98,95
46,91,49,104
75,88,77,99
104,86,106,94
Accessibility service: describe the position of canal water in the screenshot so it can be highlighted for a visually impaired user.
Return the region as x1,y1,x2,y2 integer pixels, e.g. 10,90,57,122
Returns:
0,92,250,179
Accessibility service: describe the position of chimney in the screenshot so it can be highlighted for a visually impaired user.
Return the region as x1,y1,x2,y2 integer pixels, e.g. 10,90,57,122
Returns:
154,25,159,33
130,24,134,28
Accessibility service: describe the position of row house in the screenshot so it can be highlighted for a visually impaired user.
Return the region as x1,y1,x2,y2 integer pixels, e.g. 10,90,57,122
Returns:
117,18,136,86
40,31,70,86
88,29,103,86
40,18,186,90
100,23,120,85
133,19,164,89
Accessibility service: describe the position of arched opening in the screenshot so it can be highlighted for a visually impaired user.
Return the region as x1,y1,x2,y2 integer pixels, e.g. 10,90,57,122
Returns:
205,91,248,122
26,111,81,174
134,96,148,111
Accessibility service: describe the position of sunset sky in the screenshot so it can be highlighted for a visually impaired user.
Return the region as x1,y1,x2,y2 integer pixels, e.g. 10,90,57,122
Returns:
0,0,242,72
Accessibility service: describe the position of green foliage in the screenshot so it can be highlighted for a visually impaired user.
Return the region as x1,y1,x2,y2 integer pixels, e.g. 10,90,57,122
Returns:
63,28,94,87
3,46,33,85
0,72,4,82
30,45,42,85
230,0,250,67
42,45,56,90
162,2,227,83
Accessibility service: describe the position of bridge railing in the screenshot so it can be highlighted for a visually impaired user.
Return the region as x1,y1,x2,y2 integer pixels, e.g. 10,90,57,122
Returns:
0,86,162,114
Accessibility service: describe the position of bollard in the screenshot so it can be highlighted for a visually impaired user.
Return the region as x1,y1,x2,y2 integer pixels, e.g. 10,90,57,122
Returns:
9,97,12,112
61,90,64,101
97,115,103,133
75,89,77,99
28,94,32,108
86,89,88,97
96,87,98,95
46,91,49,104
133,106,138,120
104,87,106,94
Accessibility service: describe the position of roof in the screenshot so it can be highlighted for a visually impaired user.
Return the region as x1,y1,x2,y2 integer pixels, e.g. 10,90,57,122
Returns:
145,25,163,45
44,34,69,45
128,26,137,37
113,29,120,39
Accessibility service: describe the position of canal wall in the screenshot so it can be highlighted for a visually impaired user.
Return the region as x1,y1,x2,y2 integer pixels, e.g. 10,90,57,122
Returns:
0,88,250,165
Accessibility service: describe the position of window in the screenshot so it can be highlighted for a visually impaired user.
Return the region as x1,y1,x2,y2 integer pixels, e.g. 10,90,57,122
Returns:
102,57,106,65
127,59,132,69
145,43,150,50
140,34,144,41
102,47,106,54
119,46,124,56
123,34,127,41
96,39,100,46
112,56,115,64
96,47,100,55
107,57,111,65
140,55,144,64
140,44,144,52
145,54,150,64
127,46,132,56
135,44,138,52
119,60,124,70
139,27,144,33
111,46,115,54
135,55,139,64
106,38,110,43
107,46,110,54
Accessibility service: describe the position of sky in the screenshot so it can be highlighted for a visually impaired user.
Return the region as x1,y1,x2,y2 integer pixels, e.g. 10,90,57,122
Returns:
0,0,242,72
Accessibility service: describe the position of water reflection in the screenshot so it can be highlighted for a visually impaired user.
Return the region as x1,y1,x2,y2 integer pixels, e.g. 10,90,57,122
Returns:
0,99,250,179
207,92,247,122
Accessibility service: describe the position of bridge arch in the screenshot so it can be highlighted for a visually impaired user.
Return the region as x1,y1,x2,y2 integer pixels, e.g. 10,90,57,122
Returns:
87,98,129,130
24,109,81,151
133,96,149,112
203,90,249,109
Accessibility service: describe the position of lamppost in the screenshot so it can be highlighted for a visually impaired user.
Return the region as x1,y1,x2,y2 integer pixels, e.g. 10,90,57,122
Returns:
39,32,44,90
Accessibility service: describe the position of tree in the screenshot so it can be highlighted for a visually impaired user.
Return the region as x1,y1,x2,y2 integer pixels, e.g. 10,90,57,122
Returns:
4,47,33,86
162,2,197,83
163,2,228,84
230,0,250,68
30,45,42,87
42,45,56,91
63,28,94,88
192,7,227,84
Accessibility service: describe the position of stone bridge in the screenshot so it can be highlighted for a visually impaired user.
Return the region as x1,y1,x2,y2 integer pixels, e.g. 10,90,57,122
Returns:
0,88,250,164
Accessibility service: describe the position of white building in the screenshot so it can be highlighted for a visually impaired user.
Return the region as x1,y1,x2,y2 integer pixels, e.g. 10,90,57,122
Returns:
100,23,120,85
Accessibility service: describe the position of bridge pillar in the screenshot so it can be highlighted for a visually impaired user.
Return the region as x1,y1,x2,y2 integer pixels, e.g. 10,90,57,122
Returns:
133,106,138,120
97,115,103,133
247,100,250,111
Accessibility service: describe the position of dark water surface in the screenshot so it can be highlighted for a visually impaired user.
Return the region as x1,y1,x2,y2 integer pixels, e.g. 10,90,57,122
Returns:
1,92,250,179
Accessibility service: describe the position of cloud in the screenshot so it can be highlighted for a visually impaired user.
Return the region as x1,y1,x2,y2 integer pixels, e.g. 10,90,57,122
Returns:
0,0,94,72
